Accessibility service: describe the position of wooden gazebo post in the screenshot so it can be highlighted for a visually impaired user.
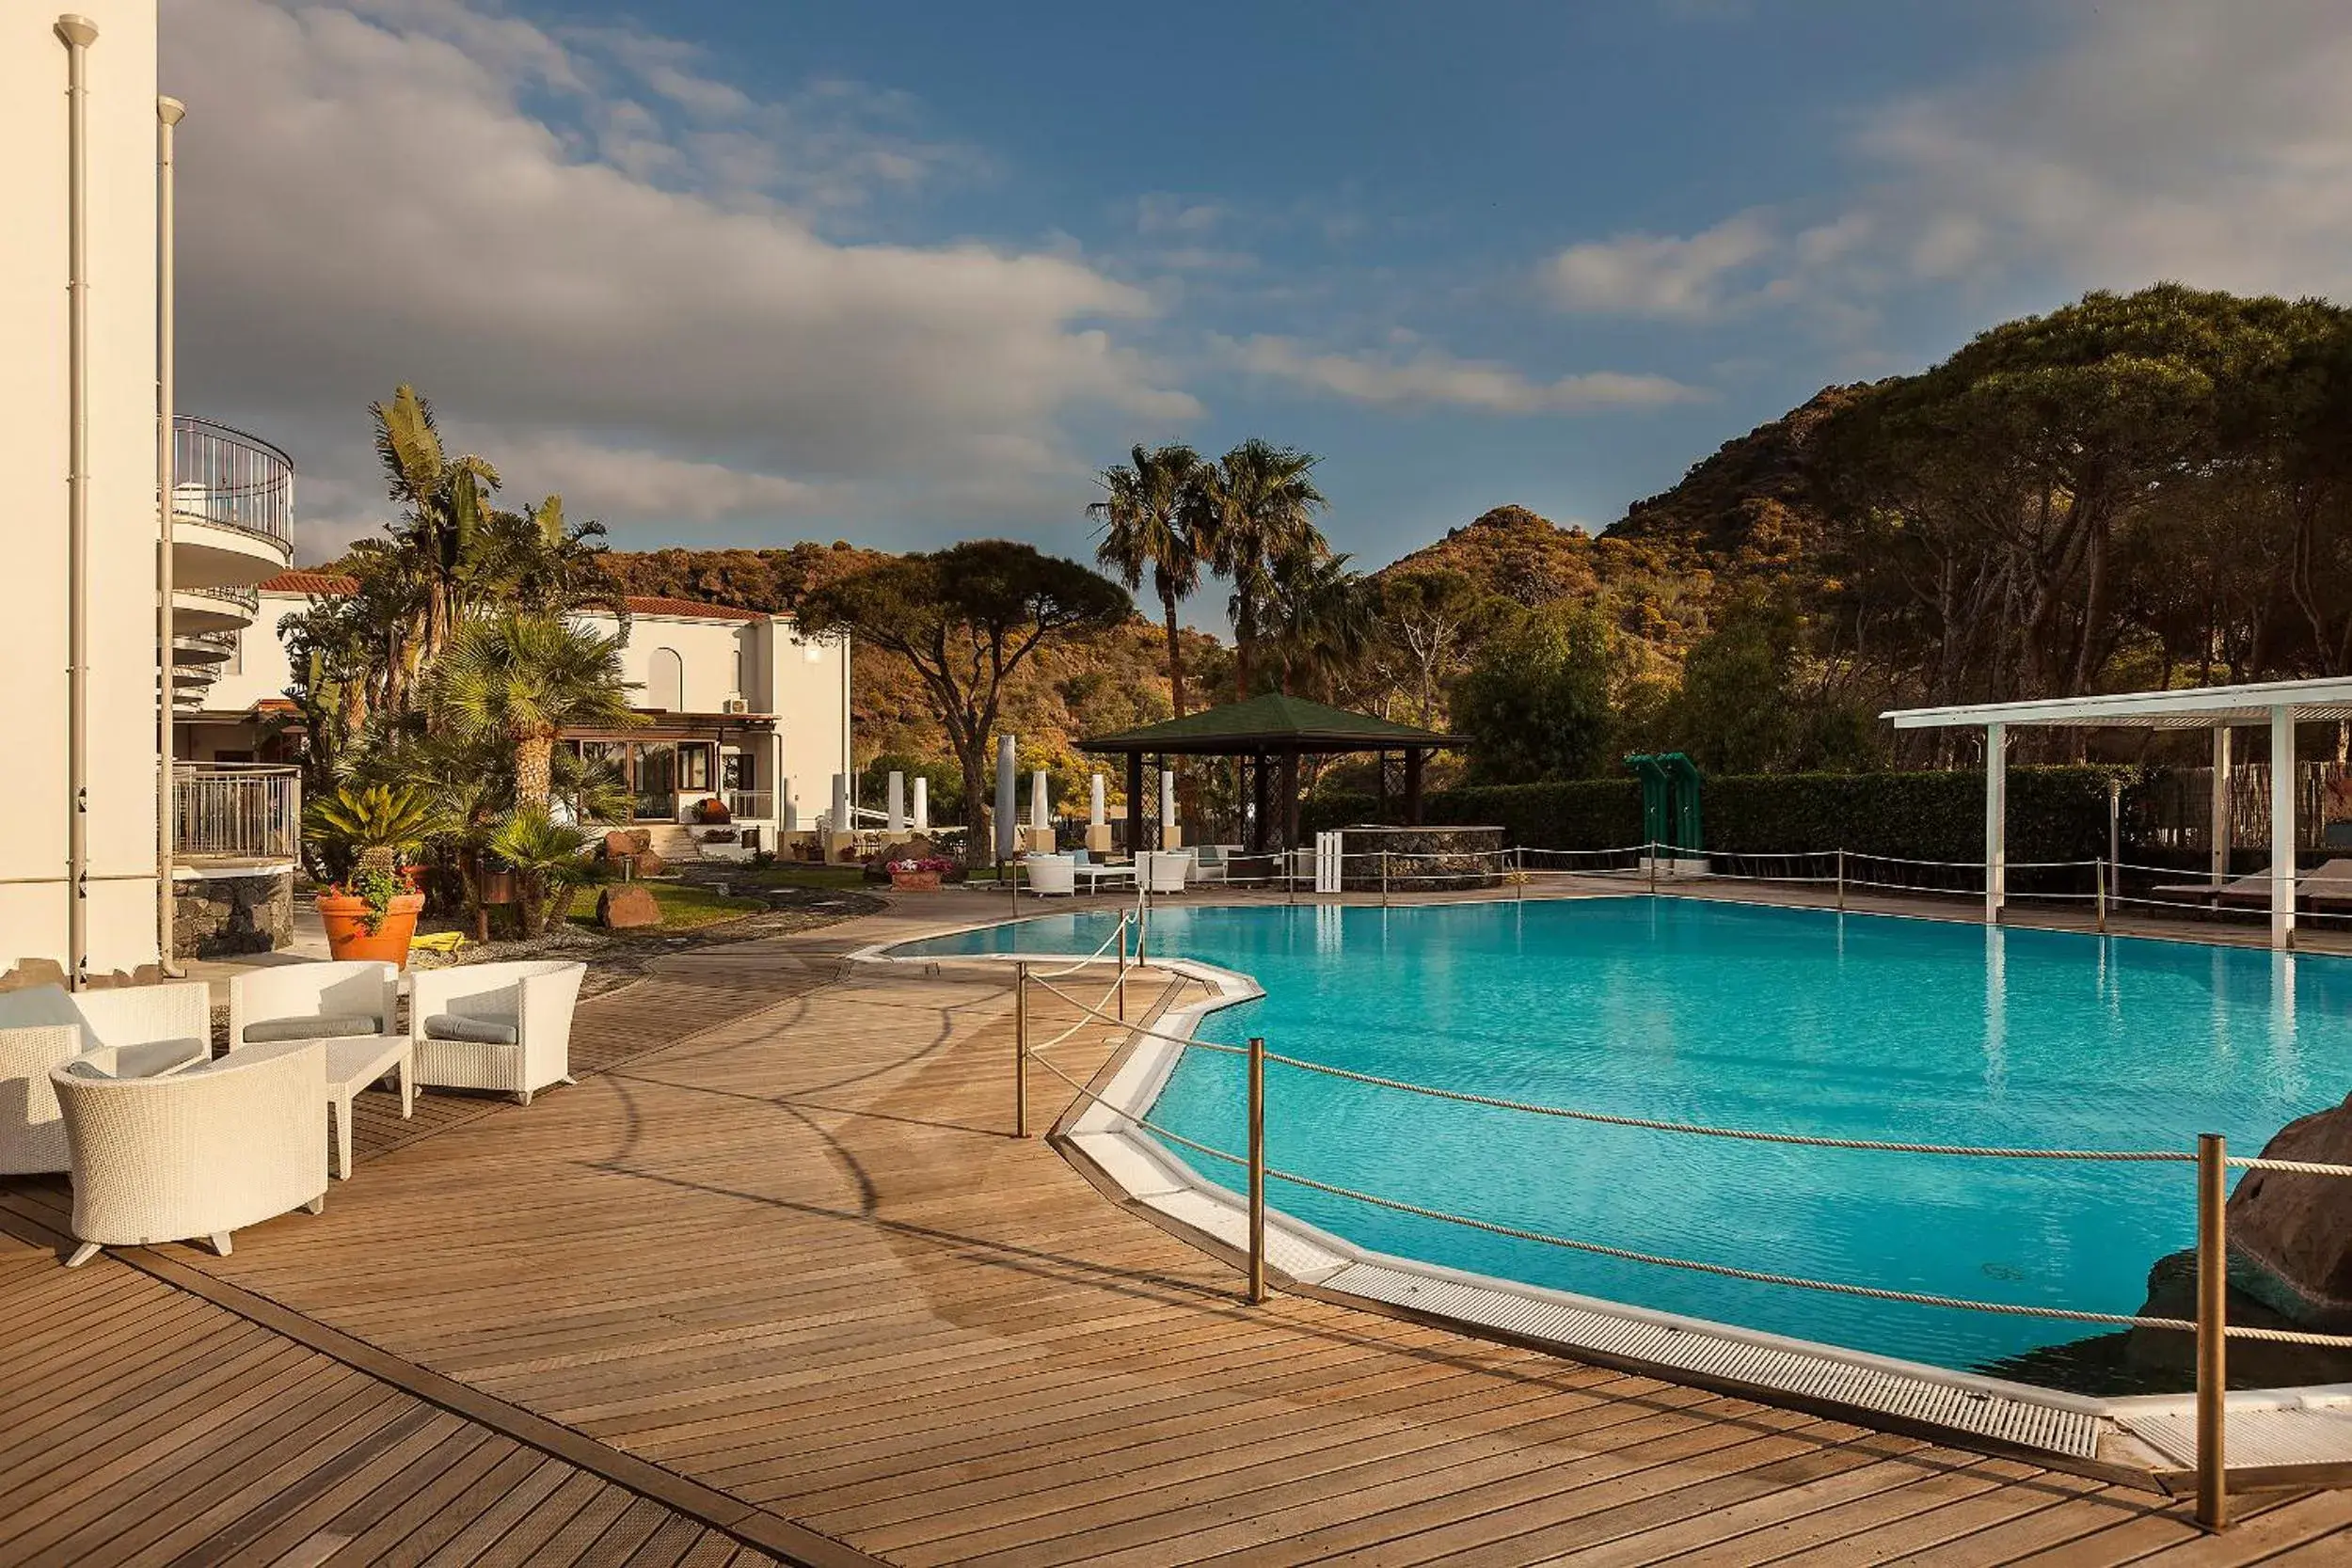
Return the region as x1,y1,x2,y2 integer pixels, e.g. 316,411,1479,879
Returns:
1251,754,1271,855
1125,750,1145,856
1279,752,1300,852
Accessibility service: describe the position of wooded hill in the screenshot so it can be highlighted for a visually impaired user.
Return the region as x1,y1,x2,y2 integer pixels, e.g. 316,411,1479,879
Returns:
598,285,2352,779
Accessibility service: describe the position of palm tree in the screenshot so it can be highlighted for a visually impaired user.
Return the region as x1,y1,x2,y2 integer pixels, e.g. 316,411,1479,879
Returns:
1263,548,1374,700
485,806,595,937
1200,440,1330,696
428,612,641,810
1089,443,1206,719
370,385,501,711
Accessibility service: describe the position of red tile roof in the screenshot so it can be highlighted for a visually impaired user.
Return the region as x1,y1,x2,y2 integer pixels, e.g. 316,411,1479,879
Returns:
258,572,768,622
262,569,358,594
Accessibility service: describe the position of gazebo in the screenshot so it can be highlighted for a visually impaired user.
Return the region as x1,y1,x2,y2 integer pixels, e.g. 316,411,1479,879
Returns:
1077,694,1456,855
1884,674,2352,949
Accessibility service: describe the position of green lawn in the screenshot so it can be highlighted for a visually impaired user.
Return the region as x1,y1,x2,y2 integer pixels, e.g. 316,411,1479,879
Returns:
564,881,765,932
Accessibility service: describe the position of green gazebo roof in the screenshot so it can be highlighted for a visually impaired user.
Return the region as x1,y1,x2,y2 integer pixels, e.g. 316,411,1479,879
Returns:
1077,693,1454,756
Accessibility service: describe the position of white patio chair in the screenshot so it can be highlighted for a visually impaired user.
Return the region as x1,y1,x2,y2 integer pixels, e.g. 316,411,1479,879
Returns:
0,983,212,1176
1140,851,1191,895
51,1037,328,1265
1025,854,1077,896
229,961,401,1050
408,960,585,1105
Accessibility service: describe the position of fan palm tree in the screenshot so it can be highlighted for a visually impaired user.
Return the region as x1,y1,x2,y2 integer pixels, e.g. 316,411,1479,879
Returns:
485,806,595,937
1200,440,1330,696
1263,548,1375,700
371,384,501,711
428,612,641,810
1089,443,1206,719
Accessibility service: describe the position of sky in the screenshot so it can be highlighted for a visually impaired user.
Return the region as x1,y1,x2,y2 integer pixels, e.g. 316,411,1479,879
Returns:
166,0,2352,616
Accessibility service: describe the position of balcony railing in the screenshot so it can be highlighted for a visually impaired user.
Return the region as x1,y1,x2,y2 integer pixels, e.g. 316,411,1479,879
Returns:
178,583,262,615
725,788,774,821
174,763,300,863
173,416,294,546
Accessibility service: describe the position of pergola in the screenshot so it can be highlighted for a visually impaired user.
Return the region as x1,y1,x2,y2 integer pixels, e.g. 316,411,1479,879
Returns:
1883,674,2352,949
1078,694,1455,855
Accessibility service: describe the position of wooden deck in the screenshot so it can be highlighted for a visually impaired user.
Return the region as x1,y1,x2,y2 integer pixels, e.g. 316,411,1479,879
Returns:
4,895,2351,1564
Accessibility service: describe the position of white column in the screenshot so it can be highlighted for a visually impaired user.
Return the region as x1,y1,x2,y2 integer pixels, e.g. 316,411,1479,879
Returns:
1161,769,1177,837
1089,772,1105,828
2273,705,2296,950
2211,724,2233,886
1984,721,2007,925
886,770,905,835
830,773,849,832
1030,768,1049,830
912,776,929,832
781,776,797,832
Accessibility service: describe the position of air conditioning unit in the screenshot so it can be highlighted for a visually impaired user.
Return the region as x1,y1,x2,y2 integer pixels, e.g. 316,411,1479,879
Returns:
722,696,749,714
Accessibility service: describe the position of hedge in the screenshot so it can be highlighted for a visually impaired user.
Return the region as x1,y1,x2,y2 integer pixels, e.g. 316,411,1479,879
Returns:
1300,766,2129,863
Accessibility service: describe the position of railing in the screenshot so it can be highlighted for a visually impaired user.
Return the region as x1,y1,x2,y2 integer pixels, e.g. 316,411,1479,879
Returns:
175,583,261,616
172,415,294,546
724,788,774,821
173,763,300,863
173,627,239,666
1005,933,2352,1534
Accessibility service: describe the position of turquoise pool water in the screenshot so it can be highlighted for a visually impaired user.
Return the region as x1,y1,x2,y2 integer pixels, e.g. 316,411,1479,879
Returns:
889,898,2352,1380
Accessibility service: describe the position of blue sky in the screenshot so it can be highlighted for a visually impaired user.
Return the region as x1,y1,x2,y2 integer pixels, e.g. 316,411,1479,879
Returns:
169,0,2352,612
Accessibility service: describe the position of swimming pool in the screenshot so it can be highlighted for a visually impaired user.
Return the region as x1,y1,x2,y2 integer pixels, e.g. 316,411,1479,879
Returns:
889,897,2352,1383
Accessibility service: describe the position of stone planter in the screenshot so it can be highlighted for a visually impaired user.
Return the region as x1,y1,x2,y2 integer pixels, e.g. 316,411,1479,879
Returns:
317,891,425,966
890,870,943,893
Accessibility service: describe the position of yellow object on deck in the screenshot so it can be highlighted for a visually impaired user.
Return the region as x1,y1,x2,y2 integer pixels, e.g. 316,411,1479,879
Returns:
409,930,468,956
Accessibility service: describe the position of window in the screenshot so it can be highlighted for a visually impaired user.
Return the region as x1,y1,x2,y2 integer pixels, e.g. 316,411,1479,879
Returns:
647,647,684,711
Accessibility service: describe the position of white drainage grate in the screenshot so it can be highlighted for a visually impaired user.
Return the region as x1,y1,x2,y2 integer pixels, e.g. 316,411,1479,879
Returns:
1327,1260,2105,1460
2120,1403,2352,1471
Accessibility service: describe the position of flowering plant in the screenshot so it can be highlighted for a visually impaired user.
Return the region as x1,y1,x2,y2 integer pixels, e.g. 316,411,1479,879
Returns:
887,857,957,875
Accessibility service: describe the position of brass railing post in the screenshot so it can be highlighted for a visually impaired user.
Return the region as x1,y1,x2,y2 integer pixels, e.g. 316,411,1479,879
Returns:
2197,1131,2228,1532
1013,961,1030,1139
2096,858,2108,935
1248,1035,1267,1305
1116,910,1127,1022
1836,847,1846,913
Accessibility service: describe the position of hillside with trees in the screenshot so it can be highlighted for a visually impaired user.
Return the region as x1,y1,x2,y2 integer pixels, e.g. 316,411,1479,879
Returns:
601,284,2352,787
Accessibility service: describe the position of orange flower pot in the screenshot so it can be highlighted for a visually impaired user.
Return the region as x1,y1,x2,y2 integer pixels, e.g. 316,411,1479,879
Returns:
889,870,943,892
317,892,425,966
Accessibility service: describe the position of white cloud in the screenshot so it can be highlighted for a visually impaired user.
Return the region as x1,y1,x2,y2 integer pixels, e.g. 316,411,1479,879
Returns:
1542,213,1777,319
165,0,1194,556
1218,336,1704,415
1851,0,2352,300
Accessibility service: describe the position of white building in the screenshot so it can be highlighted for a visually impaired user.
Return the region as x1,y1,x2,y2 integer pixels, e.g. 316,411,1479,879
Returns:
185,575,852,856
1,2,297,981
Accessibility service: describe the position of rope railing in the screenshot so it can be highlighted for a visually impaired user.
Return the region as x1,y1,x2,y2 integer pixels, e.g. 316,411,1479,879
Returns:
991,936,2352,1531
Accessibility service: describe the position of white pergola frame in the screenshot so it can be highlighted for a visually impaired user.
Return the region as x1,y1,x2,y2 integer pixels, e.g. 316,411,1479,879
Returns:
1883,676,2352,950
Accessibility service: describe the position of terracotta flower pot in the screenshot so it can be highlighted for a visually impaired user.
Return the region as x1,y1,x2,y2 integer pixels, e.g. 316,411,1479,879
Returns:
889,870,943,893
317,892,425,966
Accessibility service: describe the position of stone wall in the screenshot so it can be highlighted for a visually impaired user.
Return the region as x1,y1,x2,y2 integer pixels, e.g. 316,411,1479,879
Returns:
173,869,294,958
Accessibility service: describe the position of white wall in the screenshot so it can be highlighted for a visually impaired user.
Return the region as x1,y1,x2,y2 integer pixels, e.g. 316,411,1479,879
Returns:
0,2,163,980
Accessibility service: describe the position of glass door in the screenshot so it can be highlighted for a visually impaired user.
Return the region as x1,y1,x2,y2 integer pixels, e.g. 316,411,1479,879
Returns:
633,743,677,819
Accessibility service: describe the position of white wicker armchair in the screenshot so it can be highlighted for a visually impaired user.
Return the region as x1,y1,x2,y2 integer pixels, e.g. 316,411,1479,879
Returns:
229,961,400,1050
408,961,585,1105
0,983,212,1176
1024,854,1076,896
51,1037,328,1265
1139,851,1191,895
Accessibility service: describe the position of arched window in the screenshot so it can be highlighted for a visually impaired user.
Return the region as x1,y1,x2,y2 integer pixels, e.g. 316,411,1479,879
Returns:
646,647,684,711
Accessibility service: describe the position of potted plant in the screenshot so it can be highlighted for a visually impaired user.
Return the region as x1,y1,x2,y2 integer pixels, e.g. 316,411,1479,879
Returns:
306,784,439,964
887,855,954,892
692,795,732,825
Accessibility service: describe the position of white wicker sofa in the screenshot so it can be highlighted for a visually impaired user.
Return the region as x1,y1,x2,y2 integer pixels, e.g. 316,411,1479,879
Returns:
409,960,584,1105
229,960,400,1049
51,1037,328,1265
0,982,212,1176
